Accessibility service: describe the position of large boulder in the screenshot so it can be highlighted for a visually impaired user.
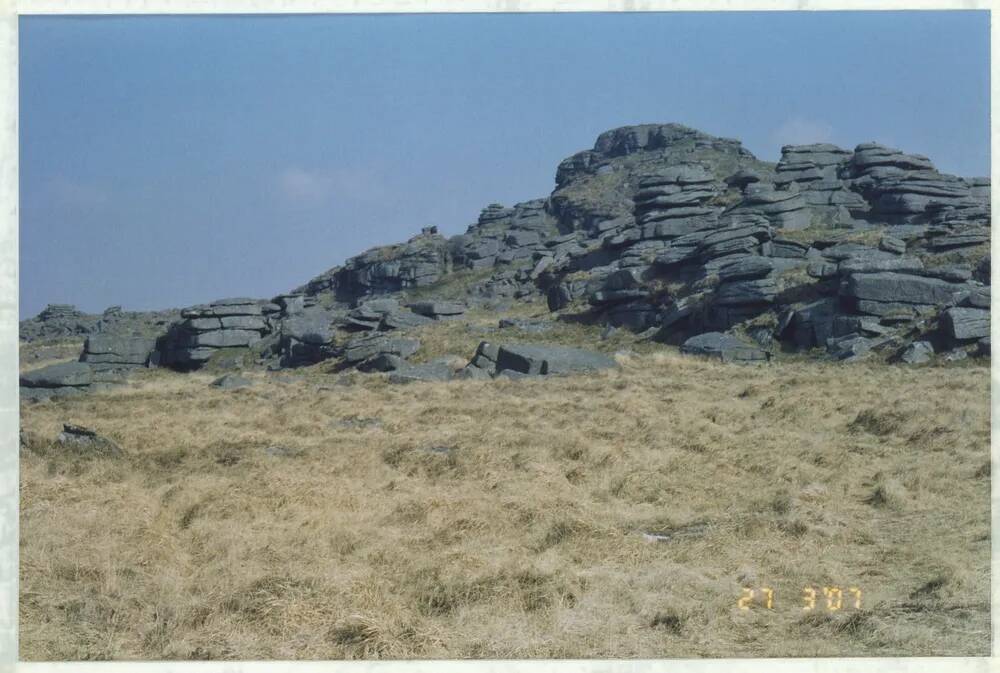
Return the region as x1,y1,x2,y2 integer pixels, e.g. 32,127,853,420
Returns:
80,334,157,369
941,307,990,341
344,334,420,365
680,332,769,363
493,343,617,376
20,361,93,388
841,272,965,306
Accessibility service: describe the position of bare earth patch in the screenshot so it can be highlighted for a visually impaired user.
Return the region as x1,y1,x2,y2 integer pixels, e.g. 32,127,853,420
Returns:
18,352,989,659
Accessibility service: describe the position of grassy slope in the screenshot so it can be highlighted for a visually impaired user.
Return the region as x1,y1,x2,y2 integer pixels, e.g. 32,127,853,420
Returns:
19,351,989,659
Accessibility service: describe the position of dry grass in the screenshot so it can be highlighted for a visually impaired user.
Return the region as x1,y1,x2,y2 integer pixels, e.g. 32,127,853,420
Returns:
19,351,990,659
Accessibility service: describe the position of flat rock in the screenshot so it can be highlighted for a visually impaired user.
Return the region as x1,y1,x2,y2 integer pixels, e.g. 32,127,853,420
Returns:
20,361,93,389
211,374,252,389
841,272,963,306
407,301,466,317
680,332,769,363
494,343,617,376
55,423,123,457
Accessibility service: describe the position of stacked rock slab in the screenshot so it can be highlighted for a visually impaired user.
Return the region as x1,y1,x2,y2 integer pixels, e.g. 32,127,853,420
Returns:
452,200,557,270
80,334,158,370
773,144,866,226
295,229,450,302
160,298,270,368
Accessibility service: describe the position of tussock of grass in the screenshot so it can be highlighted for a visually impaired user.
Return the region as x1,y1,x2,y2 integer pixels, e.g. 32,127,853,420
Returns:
18,353,989,659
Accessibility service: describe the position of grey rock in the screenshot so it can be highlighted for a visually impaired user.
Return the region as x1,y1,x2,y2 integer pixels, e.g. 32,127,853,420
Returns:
718,256,774,282
838,254,924,275
900,341,934,364
407,301,466,318
713,278,778,306
344,334,421,364
20,361,93,388
380,310,434,330
961,286,990,309
387,357,458,384
680,332,769,363
941,307,990,341
826,333,875,361
841,272,963,306
942,348,969,362
494,343,617,376
879,236,907,254
211,374,252,389
55,423,123,457
81,334,157,368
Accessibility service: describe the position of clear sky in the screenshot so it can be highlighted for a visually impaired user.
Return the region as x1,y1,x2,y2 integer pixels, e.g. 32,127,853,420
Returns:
19,11,990,317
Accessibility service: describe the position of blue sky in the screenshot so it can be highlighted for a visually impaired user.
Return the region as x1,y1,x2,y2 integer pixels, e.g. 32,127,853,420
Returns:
19,11,990,316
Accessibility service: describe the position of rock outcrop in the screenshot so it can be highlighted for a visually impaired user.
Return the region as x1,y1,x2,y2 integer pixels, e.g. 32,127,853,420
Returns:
24,122,990,378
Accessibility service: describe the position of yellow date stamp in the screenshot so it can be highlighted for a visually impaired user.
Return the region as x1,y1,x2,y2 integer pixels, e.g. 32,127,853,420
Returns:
737,586,862,611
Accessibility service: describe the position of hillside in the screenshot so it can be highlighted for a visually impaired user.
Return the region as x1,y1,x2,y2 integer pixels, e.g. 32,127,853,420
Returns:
18,122,992,659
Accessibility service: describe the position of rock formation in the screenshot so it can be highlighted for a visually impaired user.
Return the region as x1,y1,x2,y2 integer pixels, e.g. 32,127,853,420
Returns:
19,121,991,396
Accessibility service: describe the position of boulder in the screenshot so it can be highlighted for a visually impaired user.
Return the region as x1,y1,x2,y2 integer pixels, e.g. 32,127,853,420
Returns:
407,301,466,318
680,332,769,363
841,272,964,306
20,361,93,388
941,307,990,341
80,334,157,369
211,374,252,389
494,343,617,376
387,358,458,384
718,256,774,282
900,341,934,364
55,424,124,457
344,334,420,364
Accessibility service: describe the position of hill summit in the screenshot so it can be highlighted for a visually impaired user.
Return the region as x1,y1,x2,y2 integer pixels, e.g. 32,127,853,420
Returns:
20,122,992,397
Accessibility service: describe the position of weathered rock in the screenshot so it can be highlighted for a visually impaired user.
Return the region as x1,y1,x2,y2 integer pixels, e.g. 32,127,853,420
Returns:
55,424,123,457
80,334,157,370
211,373,252,389
20,361,93,388
387,357,458,384
900,341,934,364
718,257,774,282
380,310,434,330
841,272,964,306
344,334,420,364
941,307,989,341
679,332,769,363
494,343,617,376
407,301,466,318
